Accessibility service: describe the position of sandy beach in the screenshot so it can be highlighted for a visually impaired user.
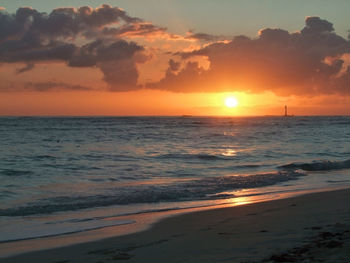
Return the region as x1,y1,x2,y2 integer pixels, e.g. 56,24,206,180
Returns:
1,188,349,263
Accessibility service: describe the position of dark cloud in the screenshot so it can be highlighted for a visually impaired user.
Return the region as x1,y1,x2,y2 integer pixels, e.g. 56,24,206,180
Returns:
3,6,349,96
24,81,92,91
0,5,154,91
99,59,140,91
0,5,139,41
68,39,143,67
0,41,77,63
168,59,180,72
16,63,35,74
150,17,350,95
102,22,167,38
77,4,140,27
0,81,92,92
68,39,144,90
148,61,206,92
185,30,228,42
302,16,334,35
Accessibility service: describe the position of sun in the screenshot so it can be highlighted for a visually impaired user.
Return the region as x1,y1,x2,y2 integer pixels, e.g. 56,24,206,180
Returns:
225,97,238,108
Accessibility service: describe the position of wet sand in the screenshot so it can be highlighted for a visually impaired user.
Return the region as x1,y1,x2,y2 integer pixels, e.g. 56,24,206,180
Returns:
1,188,350,263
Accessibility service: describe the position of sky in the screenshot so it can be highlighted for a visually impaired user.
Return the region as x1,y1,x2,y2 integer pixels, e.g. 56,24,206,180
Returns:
1,0,350,116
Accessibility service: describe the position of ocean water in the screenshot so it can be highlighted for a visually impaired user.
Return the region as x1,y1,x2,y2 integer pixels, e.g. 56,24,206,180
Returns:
1,116,350,244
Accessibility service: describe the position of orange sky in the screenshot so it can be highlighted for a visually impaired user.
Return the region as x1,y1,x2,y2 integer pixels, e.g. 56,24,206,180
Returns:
1,90,350,116
1,4,350,116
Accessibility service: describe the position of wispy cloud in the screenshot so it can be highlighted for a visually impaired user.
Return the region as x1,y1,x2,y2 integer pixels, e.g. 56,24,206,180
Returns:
0,81,93,92
185,30,229,42
16,63,35,74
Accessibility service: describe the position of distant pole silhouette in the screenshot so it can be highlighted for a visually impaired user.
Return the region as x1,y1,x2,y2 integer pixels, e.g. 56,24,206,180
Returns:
284,105,287,117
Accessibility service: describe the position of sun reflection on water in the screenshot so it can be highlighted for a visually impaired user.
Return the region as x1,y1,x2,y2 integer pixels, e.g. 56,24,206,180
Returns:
222,149,237,157
230,196,251,206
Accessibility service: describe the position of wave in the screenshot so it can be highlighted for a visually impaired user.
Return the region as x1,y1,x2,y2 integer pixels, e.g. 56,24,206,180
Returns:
279,159,350,171
30,155,56,160
0,169,34,177
0,190,16,198
331,121,350,125
0,170,304,217
157,153,232,161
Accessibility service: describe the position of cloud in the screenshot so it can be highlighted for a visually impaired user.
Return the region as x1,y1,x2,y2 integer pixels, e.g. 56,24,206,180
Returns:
0,81,92,92
16,63,35,74
302,16,334,35
68,39,143,67
99,59,140,91
2,5,139,41
148,61,206,92
3,6,348,96
68,39,144,90
149,17,350,96
185,30,228,42
0,5,157,91
24,81,92,91
168,59,180,71
102,22,168,38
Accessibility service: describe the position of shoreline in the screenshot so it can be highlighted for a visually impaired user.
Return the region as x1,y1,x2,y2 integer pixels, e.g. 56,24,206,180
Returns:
0,185,347,257
1,187,350,262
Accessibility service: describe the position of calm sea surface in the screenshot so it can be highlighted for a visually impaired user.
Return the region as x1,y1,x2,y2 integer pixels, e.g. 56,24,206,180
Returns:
1,116,350,242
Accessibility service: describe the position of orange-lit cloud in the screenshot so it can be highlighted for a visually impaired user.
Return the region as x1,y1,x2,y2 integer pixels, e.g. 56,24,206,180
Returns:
0,5,163,91
1,4,350,99
185,30,229,42
0,4,202,92
151,17,350,96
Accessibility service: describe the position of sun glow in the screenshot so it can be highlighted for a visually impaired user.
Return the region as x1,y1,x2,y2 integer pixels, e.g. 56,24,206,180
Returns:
225,97,238,108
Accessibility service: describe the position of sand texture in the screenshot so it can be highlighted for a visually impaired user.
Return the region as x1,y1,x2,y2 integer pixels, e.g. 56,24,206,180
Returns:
1,189,350,263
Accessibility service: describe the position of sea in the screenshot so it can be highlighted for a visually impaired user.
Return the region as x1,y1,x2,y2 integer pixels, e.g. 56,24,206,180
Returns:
1,116,350,250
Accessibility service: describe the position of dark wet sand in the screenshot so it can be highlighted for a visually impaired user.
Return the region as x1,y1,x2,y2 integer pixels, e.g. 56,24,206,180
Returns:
1,188,350,263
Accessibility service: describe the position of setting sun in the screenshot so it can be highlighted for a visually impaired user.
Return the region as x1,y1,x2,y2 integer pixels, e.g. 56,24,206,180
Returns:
225,97,239,108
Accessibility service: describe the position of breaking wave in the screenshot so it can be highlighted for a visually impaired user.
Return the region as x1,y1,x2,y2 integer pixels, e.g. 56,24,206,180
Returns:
279,159,350,171
0,170,304,217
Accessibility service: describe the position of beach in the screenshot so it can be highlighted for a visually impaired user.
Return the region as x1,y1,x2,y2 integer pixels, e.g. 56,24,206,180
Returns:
1,0,350,261
2,188,349,263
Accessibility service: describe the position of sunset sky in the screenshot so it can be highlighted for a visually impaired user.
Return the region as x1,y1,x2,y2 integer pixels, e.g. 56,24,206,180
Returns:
1,0,350,116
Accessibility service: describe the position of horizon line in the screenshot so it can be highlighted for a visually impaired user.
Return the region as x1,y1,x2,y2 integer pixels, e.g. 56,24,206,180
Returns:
1,114,350,118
